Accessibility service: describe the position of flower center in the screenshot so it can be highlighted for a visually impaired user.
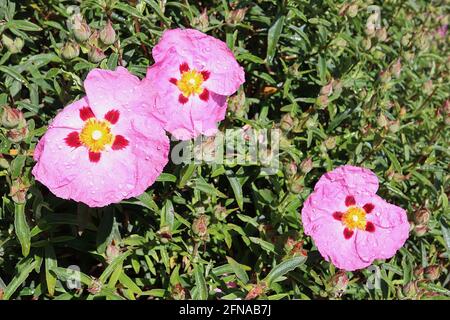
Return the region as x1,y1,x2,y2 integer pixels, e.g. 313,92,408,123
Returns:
342,207,367,230
79,119,113,152
177,70,204,97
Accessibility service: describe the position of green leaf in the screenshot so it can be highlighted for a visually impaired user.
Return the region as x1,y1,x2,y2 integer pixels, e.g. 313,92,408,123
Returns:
226,170,244,210
9,154,26,179
14,203,31,257
3,259,36,300
161,199,174,230
226,256,249,284
193,264,208,300
0,66,29,86
266,15,285,64
264,256,307,286
177,163,196,188
249,237,275,253
6,20,42,31
45,245,57,296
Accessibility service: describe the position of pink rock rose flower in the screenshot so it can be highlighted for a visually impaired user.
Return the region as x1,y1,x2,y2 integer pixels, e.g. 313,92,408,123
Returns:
32,67,169,207
143,28,245,140
301,165,409,271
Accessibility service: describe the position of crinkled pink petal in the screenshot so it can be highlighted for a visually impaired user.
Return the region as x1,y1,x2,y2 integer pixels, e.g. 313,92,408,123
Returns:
84,66,142,117
47,97,88,130
301,183,348,235
355,199,409,262
144,48,228,140
309,219,371,271
314,165,379,195
152,28,245,96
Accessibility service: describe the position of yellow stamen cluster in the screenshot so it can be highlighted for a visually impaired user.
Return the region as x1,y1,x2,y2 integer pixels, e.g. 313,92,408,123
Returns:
342,207,367,230
79,119,113,152
177,70,204,97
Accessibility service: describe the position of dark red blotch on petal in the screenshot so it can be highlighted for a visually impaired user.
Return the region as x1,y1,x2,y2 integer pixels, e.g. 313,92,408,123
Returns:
179,62,190,73
365,221,376,232
178,94,189,104
111,135,129,150
345,195,356,207
104,110,120,125
169,78,178,85
343,228,354,239
201,70,210,81
65,131,82,148
79,106,95,121
89,151,101,163
199,88,209,102
363,203,375,213
332,211,343,221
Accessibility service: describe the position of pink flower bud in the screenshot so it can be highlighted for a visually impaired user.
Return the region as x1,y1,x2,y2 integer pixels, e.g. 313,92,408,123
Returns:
72,15,91,42
100,20,116,45
88,45,106,63
2,106,24,129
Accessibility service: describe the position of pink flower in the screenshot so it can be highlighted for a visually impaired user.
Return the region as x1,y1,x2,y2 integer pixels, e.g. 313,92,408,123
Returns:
301,165,409,271
143,28,245,140
32,67,169,207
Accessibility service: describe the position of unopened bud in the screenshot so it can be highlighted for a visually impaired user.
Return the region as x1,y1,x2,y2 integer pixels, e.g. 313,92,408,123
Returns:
87,278,102,295
193,8,209,31
347,4,358,17
414,208,430,225
192,214,209,240
362,38,371,50
402,281,418,297
324,136,336,150
280,113,294,131
172,283,186,300
379,70,391,83
61,41,80,60
288,175,304,194
388,120,400,133
414,224,428,236
284,161,298,177
2,106,23,129
10,178,29,203
424,265,440,281
105,241,120,263
245,283,266,300
300,158,313,174
157,225,172,243
376,27,388,42
227,8,248,25
72,15,91,42
88,46,106,63
99,20,116,45
0,155,9,169
330,271,349,297
316,95,329,108
1,35,24,54
7,126,28,143
320,81,333,96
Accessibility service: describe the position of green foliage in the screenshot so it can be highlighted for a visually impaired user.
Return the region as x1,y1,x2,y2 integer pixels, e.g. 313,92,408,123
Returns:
0,0,449,300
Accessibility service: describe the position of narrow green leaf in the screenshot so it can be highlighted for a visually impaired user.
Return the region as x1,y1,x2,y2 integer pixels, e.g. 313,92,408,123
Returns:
14,203,31,257
266,15,285,63
226,256,249,284
193,264,208,300
265,256,307,286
